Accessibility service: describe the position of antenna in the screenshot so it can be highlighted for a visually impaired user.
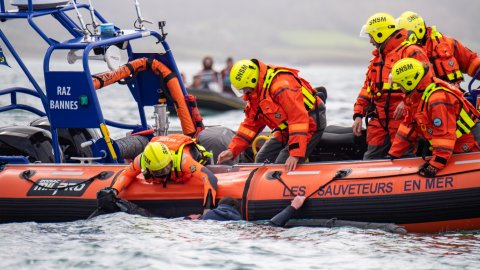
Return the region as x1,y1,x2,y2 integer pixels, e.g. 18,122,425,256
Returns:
87,0,100,35
71,0,91,42
133,0,152,30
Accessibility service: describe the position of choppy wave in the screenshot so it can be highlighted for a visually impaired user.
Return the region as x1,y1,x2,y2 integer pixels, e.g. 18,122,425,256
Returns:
1,214,479,270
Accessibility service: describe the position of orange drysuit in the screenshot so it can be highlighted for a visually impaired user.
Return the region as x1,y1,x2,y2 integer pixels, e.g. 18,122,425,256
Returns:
389,77,479,170
228,59,325,159
354,29,431,149
112,134,217,208
422,26,480,85
92,57,205,138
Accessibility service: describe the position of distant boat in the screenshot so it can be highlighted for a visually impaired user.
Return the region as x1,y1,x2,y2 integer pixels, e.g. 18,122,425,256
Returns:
187,88,245,112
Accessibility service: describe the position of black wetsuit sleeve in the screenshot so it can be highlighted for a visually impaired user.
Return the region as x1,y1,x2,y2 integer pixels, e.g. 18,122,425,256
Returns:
204,189,213,209
268,206,297,227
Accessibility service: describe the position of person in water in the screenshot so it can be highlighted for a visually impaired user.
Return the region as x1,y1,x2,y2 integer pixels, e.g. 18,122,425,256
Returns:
188,195,306,227
217,59,326,171
97,134,217,213
388,58,480,177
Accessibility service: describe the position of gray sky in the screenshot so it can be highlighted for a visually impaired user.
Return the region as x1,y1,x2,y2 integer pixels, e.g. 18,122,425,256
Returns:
1,0,479,66
105,0,479,65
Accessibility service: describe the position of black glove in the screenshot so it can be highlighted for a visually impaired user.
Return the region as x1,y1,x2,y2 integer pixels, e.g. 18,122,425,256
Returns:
96,187,120,213
418,162,439,177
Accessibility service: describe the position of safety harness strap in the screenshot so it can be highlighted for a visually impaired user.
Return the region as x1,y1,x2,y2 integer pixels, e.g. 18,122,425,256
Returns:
421,83,476,138
262,68,317,111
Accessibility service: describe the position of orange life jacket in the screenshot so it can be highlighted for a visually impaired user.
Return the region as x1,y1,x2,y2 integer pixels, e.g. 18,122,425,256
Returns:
362,30,417,120
151,134,211,182
252,61,320,132
418,78,479,140
92,58,204,137
424,27,463,83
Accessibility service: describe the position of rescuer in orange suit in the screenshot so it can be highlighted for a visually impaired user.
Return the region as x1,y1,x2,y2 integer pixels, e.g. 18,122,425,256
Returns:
217,59,326,171
97,134,217,213
353,12,431,160
397,11,480,146
397,11,480,89
388,58,479,177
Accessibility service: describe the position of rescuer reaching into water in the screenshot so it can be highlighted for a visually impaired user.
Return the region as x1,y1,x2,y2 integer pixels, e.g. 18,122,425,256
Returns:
388,58,480,177
96,134,217,214
217,59,326,171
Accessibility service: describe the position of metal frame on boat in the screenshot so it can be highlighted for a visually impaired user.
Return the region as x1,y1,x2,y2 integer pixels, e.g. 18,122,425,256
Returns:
0,0,191,164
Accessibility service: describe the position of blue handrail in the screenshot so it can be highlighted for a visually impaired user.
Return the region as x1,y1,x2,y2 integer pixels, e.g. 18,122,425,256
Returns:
468,68,480,93
0,87,46,116
0,0,188,164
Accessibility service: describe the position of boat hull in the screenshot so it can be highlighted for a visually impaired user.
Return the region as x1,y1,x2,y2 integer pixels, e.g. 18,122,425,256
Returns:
1,152,480,233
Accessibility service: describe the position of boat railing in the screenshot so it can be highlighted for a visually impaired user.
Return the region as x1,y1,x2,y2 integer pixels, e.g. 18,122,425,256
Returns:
0,0,189,164
0,87,46,116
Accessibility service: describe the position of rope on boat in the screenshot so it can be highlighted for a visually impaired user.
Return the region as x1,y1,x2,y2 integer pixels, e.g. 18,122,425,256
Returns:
334,166,480,181
306,169,352,199
269,171,296,196
268,169,352,199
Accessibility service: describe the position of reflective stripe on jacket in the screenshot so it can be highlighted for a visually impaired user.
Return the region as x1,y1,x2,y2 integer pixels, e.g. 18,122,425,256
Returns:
114,135,217,207
228,59,324,158
389,78,479,169
423,26,480,84
354,29,429,122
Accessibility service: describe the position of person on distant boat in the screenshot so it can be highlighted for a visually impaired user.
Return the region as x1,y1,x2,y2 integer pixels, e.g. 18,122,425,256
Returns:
353,12,431,160
189,74,203,89
187,195,306,227
220,57,235,95
388,58,480,177
396,11,480,90
193,56,221,92
97,134,217,213
216,59,326,171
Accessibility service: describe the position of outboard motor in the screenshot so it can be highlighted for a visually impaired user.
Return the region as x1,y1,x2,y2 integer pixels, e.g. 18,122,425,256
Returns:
30,116,100,161
0,126,56,163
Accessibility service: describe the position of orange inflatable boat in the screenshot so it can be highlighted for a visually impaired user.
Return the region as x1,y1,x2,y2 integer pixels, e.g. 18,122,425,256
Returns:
1,152,480,233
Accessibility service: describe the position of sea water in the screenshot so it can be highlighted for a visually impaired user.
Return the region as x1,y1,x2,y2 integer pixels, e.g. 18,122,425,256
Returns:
0,61,479,269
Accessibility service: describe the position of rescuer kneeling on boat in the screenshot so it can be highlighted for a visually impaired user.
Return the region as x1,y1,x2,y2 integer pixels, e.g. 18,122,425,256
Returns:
217,59,326,171
97,135,217,213
388,58,480,177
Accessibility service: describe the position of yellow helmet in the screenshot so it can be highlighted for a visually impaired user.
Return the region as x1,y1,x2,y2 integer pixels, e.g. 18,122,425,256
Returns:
141,142,173,173
229,60,259,97
391,58,426,92
360,12,397,44
397,11,426,40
